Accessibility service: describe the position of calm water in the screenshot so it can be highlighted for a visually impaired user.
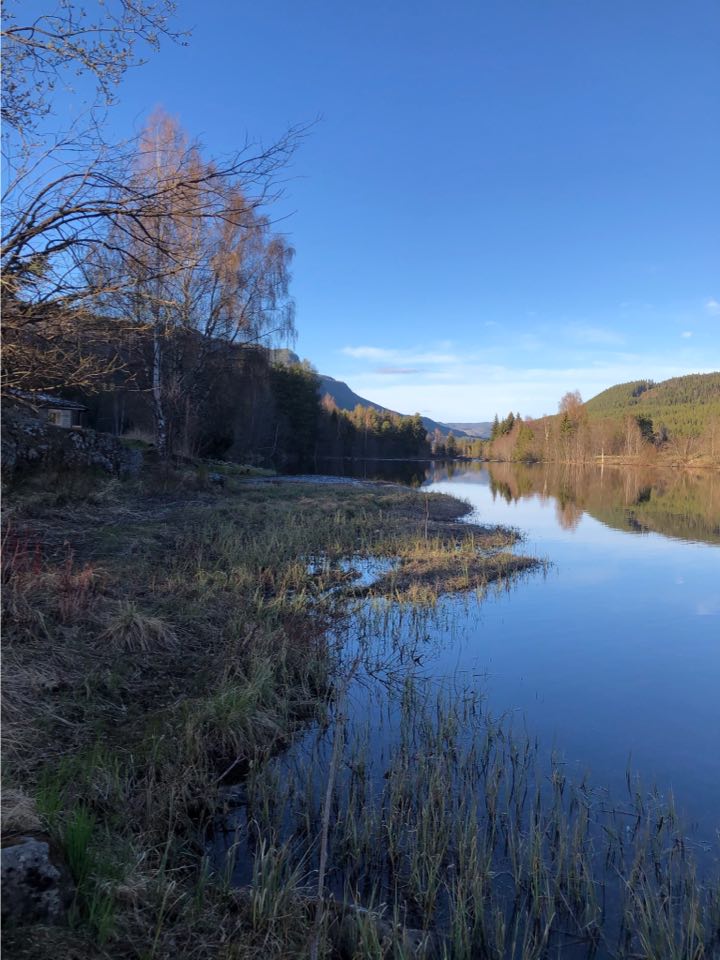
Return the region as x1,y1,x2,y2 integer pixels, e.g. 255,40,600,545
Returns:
217,460,720,950
420,461,720,832
294,459,720,829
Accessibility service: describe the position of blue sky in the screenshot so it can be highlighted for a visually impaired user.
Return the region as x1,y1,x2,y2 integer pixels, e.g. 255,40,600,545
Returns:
81,2,720,418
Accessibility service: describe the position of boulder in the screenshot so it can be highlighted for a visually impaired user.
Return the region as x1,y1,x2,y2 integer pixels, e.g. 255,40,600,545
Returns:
1,833,74,927
1,789,42,836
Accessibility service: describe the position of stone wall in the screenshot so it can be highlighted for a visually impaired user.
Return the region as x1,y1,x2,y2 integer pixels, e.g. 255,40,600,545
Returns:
1,405,143,483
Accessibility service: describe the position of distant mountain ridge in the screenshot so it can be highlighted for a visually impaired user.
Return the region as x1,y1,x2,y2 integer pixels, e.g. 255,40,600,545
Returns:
444,421,493,439
269,349,474,439
317,374,471,440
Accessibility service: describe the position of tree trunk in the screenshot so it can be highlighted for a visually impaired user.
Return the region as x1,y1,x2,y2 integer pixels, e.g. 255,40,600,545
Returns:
152,326,168,459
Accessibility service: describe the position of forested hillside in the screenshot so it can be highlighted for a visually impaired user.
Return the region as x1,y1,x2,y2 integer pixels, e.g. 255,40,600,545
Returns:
484,373,720,465
584,374,720,438
58,351,433,471
317,374,470,439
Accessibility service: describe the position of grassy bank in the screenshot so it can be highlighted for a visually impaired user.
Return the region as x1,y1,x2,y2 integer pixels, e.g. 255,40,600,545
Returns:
2,465,534,958
4,465,719,959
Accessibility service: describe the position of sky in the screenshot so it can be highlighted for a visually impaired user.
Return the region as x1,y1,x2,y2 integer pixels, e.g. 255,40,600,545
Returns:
69,1,720,419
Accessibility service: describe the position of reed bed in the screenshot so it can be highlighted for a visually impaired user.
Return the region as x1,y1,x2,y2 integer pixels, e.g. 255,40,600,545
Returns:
2,469,540,958
220,673,720,959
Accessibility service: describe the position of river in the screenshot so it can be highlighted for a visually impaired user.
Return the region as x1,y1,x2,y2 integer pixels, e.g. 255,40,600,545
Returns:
216,459,720,956
419,460,720,834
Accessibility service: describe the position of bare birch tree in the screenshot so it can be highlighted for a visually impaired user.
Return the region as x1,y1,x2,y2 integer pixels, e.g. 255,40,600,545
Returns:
1,1,302,407
90,111,295,456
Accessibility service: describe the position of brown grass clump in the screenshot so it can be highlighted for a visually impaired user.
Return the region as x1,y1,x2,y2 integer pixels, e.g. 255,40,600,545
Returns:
1,788,42,834
349,512,538,602
364,550,538,602
97,602,178,654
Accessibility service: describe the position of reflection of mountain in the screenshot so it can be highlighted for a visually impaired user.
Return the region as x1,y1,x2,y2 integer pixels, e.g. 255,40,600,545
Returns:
424,462,491,485
485,462,720,546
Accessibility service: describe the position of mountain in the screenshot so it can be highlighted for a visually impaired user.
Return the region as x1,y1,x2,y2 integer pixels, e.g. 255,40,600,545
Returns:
270,348,477,439
444,421,493,439
317,374,471,439
583,372,720,437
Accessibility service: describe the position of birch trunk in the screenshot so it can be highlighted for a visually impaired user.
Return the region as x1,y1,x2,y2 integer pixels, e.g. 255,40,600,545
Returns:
152,325,167,458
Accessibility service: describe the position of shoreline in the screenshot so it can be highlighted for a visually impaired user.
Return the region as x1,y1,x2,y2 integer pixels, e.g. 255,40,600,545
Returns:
2,465,535,957
3,462,718,958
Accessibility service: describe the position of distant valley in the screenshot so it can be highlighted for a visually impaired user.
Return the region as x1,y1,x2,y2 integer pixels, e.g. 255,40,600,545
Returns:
443,422,494,439
317,374,476,440
272,351,485,440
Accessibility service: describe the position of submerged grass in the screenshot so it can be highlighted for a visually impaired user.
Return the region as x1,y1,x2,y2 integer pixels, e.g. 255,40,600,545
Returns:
228,680,720,960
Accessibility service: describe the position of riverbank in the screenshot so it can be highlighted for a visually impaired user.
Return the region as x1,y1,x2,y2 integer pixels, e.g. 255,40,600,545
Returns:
2,464,535,958
480,452,720,470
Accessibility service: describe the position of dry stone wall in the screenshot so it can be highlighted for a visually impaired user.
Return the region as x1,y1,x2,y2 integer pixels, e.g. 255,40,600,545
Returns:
1,406,143,482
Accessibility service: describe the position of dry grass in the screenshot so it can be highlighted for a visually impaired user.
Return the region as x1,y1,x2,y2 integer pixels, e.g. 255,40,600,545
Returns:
3,467,537,957
3,465,717,958
360,548,538,601
97,602,178,655
0,788,42,835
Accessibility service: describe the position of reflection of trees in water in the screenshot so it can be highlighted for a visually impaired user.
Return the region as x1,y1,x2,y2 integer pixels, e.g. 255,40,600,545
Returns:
314,458,718,544
485,461,720,545
423,460,487,485
315,458,430,487
555,498,583,531
490,477,514,504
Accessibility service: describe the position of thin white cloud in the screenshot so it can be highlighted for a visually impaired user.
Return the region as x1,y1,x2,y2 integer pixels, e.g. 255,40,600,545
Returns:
342,346,395,361
518,333,544,352
334,332,718,421
375,366,418,375
406,351,460,364
341,345,459,365
566,324,625,346
343,356,719,422
705,298,720,316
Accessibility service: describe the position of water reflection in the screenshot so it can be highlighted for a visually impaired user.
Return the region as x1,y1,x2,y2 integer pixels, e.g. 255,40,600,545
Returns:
215,457,720,955
309,457,720,829
313,456,431,487
474,460,720,546
313,458,720,546
422,459,720,838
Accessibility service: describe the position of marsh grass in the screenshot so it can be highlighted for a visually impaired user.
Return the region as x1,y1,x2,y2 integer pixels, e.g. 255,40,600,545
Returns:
98,601,178,654
4,471,533,957
227,678,720,959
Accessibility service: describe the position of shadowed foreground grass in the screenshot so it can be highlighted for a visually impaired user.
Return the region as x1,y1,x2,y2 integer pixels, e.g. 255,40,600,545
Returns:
2,466,541,958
